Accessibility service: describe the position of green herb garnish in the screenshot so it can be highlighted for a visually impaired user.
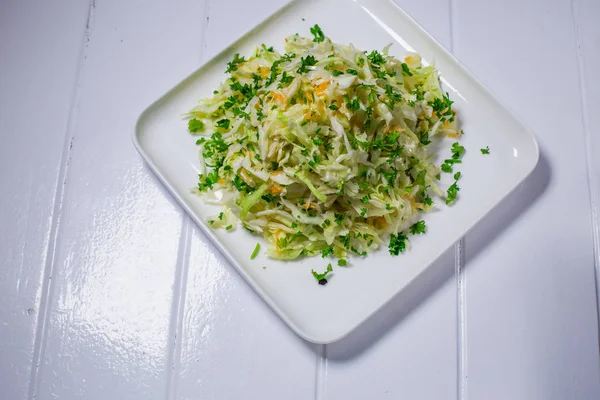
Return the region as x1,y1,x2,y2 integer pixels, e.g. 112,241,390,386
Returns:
250,243,261,260
312,263,333,285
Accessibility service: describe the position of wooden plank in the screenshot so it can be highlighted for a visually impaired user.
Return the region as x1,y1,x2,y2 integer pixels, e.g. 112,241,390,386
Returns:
323,1,458,398
175,1,318,399
30,1,207,399
573,0,600,330
0,2,90,399
456,0,600,398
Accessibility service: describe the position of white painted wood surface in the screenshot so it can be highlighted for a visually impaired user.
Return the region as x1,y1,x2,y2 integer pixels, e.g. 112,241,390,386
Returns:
0,0,598,399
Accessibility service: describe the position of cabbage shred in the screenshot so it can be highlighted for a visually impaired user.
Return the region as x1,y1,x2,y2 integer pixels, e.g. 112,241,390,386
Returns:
187,26,461,261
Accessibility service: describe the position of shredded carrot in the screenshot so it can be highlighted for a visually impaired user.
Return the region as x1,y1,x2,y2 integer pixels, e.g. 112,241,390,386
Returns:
446,132,461,138
302,200,317,211
405,56,413,63
314,81,329,95
303,110,320,121
402,192,417,210
383,125,404,134
366,216,388,229
375,216,388,228
269,91,285,102
410,196,417,210
269,184,284,194
258,66,270,78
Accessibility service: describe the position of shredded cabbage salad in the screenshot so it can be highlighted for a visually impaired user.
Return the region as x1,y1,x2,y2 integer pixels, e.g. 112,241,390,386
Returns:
186,25,463,264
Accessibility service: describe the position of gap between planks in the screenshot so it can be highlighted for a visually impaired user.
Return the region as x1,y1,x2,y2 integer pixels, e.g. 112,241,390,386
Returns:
165,218,193,400
449,0,468,398
27,1,96,399
570,0,600,371
313,1,468,399
164,1,211,399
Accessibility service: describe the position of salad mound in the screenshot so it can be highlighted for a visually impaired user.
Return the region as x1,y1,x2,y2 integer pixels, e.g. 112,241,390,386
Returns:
186,25,462,261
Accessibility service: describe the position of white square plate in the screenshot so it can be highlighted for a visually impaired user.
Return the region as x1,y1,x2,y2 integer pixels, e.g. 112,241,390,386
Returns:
134,0,538,343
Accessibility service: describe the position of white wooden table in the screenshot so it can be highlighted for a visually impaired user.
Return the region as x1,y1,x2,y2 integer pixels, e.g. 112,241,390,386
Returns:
1,0,599,398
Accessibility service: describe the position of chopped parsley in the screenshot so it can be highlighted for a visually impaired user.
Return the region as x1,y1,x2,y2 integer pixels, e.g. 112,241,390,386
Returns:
346,97,360,111
337,259,347,266
445,170,461,205
261,194,275,202
389,232,408,255
297,55,317,73
383,84,402,108
312,263,333,285
321,246,334,258
310,24,325,43
215,118,230,129
367,50,386,65
279,71,294,87
232,175,254,193
225,53,246,73
409,220,426,235
428,95,454,118
446,182,459,205
197,170,219,192
441,142,465,173
480,146,490,154
451,142,465,158
188,118,205,133
419,131,431,146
